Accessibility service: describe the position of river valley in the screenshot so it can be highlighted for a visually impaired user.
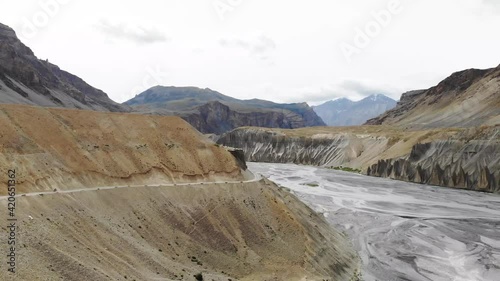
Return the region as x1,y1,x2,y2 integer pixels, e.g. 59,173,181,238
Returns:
248,163,500,281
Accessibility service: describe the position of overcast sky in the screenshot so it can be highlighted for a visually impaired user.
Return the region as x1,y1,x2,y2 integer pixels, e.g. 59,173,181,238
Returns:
1,0,499,105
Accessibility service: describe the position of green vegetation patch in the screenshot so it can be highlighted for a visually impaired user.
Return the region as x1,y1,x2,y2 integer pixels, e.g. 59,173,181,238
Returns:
329,166,362,174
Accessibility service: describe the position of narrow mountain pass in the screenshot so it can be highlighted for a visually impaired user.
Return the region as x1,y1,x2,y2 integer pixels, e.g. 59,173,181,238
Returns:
248,162,500,281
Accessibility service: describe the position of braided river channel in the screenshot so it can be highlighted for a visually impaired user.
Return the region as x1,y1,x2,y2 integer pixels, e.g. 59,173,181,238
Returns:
248,163,500,281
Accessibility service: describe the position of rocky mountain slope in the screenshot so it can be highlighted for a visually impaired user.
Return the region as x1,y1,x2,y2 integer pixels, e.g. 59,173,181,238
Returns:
0,23,127,112
366,65,500,128
0,104,359,280
314,94,397,126
125,86,325,134
218,125,499,193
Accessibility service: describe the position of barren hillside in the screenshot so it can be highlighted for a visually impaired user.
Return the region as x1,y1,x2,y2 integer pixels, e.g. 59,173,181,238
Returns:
0,104,244,195
1,179,359,281
0,104,359,280
366,65,500,128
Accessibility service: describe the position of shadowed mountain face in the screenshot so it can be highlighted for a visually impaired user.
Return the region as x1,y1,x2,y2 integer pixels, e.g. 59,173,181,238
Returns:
366,65,500,128
124,86,326,134
313,94,397,126
0,23,128,112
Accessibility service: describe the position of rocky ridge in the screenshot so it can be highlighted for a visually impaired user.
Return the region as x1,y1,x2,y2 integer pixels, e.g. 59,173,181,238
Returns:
366,65,500,128
125,86,325,134
0,23,128,112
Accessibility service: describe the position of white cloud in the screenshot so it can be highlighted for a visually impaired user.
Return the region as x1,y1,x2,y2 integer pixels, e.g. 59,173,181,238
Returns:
0,0,499,104
219,34,276,62
95,19,168,44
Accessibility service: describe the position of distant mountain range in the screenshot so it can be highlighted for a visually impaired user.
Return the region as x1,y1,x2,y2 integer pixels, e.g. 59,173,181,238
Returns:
4,18,497,136
313,94,397,126
124,86,326,134
0,22,325,134
366,65,500,128
0,23,127,112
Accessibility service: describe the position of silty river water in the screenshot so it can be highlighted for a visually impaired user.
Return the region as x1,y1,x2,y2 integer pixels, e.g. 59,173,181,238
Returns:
248,163,500,281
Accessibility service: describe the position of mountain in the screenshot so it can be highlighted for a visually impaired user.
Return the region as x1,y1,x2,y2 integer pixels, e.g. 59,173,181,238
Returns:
313,94,397,126
125,86,239,110
217,65,500,193
0,23,127,112
0,104,359,280
366,65,500,128
124,86,326,134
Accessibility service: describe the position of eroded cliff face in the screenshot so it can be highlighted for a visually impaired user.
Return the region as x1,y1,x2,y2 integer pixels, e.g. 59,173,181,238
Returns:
368,128,500,193
218,127,389,167
218,126,500,193
217,126,455,168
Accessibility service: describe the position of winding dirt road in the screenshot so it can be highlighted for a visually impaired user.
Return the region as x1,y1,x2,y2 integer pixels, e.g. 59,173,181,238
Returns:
0,174,261,200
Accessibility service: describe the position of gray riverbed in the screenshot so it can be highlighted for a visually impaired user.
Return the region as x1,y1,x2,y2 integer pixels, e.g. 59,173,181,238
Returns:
248,163,500,281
